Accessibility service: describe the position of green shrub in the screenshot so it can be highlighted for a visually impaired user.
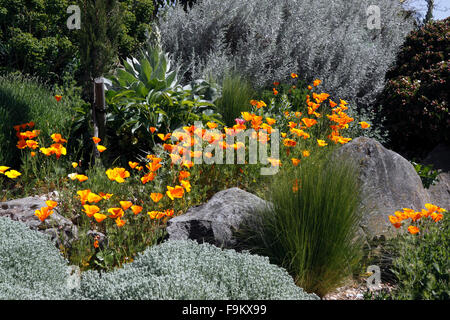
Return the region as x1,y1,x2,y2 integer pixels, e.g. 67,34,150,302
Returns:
375,17,449,159
0,0,155,83
215,71,256,127
74,239,319,300
387,213,449,300
0,216,72,300
239,149,364,297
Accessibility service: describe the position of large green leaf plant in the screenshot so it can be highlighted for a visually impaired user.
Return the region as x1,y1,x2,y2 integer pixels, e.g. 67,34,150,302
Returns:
104,44,221,162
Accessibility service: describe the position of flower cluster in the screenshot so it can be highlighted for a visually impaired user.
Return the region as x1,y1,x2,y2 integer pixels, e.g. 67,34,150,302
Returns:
389,203,447,234
34,200,58,222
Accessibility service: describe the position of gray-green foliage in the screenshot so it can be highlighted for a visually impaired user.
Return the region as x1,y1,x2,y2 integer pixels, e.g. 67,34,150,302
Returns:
159,0,415,142
74,240,319,300
0,217,72,300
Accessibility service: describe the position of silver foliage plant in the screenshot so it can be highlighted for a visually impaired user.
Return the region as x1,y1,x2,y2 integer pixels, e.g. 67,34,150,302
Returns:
0,217,72,300
158,0,415,143
74,240,319,300
0,217,318,299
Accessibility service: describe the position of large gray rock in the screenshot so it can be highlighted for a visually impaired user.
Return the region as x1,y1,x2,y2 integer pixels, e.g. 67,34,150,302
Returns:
166,187,269,249
0,194,78,247
426,172,450,210
335,137,431,238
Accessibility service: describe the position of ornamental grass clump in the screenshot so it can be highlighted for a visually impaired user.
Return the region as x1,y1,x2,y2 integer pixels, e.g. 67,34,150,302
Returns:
240,150,364,297
74,239,319,300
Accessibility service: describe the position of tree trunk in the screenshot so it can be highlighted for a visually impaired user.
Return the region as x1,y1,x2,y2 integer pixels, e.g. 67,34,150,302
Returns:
93,78,106,160
425,0,434,23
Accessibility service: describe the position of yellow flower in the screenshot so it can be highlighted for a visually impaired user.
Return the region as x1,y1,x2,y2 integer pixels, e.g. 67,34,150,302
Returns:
97,145,107,153
4,170,21,179
180,180,191,193
0,166,10,174
302,150,310,157
317,139,328,147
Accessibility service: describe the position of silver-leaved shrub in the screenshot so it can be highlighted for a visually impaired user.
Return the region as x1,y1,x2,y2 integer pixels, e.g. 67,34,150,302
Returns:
0,217,72,300
158,0,416,143
75,240,319,300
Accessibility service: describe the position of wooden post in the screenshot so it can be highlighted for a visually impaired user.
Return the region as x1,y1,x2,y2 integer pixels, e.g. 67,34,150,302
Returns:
93,77,106,160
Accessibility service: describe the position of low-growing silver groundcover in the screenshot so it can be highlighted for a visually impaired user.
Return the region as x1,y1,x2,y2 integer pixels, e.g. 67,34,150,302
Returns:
0,216,319,300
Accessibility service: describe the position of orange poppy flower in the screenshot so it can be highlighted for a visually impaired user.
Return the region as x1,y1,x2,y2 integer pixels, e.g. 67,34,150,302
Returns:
141,172,156,184
131,205,143,215
283,139,297,147
165,209,174,217
54,95,62,102
97,145,107,153
120,201,133,211
207,122,218,129
30,151,36,157
94,213,107,223
157,133,172,141
87,192,102,203
99,192,113,200
301,118,317,128
108,207,124,219
17,139,27,149
313,79,321,87
179,171,190,181
45,200,58,209
302,150,310,157
92,137,101,144
83,205,100,218
93,240,99,248
51,133,67,143
291,158,301,166
149,127,156,134
115,217,126,227
408,226,420,234
129,161,139,169
106,168,130,183
273,88,278,95
359,122,370,129
26,140,39,149
34,206,53,221
166,185,184,200
273,81,280,86
77,189,91,205
148,211,165,219
266,117,276,126
291,73,298,78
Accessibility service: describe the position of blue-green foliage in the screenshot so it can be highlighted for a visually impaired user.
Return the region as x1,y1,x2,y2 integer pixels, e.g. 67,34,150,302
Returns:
75,240,320,300
0,217,72,300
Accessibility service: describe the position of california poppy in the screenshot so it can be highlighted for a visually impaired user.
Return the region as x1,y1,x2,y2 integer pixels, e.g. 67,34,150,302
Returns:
120,201,133,211
166,185,184,200
131,205,143,215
